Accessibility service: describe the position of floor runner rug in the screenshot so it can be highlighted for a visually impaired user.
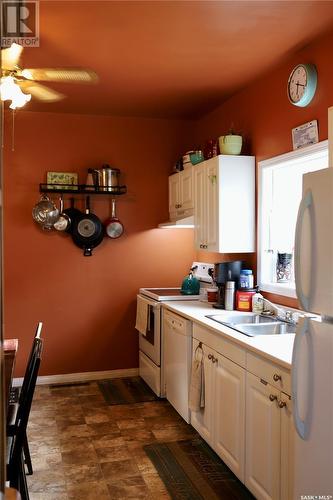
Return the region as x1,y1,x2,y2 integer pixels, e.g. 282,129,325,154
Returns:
98,376,159,405
144,437,254,499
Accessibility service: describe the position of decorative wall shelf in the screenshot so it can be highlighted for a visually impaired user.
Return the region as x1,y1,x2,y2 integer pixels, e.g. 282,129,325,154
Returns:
39,184,127,195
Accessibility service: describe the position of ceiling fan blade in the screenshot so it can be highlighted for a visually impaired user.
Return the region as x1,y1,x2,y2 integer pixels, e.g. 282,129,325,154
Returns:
19,81,65,102
20,68,98,83
1,43,23,70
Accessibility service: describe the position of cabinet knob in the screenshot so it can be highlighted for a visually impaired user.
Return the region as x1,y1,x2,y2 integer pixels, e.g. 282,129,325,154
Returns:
200,244,203,249
212,356,217,364
278,400,287,409
208,354,212,360
273,373,282,382
269,394,277,402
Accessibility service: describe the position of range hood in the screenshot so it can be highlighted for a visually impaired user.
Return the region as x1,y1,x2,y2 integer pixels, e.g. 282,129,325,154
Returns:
158,215,194,229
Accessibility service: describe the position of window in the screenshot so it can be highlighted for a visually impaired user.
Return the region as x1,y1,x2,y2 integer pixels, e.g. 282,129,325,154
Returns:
258,140,328,298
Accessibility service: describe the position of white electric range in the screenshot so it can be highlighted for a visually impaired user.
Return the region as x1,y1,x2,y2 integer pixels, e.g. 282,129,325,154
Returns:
136,262,213,396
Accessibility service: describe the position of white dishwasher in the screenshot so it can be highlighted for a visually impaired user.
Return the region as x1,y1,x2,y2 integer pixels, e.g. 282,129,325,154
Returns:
163,309,192,423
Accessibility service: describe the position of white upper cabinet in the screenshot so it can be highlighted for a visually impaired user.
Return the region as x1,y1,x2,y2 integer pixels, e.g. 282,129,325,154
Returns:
194,155,255,253
168,167,194,220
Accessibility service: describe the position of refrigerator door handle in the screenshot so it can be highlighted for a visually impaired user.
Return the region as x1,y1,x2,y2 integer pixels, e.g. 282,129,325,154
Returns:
294,190,314,311
292,317,313,440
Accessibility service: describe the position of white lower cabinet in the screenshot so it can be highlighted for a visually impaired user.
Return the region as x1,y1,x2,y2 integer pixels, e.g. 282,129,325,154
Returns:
245,372,294,500
245,372,281,500
191,339,246,480
190,335,294,500
190,340,215,446
214,351,246,480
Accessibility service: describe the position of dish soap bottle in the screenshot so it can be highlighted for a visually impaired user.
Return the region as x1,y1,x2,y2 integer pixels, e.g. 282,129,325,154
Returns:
252,286,264,313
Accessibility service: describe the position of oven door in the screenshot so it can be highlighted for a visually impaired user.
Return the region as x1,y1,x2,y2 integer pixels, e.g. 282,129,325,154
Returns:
137,295,161,366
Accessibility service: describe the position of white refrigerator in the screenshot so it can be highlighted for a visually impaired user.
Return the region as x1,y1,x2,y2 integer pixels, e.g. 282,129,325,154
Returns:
292,166,333,498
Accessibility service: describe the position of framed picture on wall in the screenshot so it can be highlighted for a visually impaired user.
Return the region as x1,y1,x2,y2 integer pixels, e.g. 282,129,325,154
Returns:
46,172,79,190
292,120,319,150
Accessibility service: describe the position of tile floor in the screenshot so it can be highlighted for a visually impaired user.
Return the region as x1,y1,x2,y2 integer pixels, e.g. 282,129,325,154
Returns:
26,381,197,499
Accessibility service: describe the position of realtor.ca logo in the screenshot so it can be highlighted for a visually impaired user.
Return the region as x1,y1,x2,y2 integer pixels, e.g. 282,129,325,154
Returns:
1,1,39,47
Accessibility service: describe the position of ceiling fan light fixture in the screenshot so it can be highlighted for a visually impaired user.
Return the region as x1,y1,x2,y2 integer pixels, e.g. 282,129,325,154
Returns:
21,69,33,80
0,75,31,109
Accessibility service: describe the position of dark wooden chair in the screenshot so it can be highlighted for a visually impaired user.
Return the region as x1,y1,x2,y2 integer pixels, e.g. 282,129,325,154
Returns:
7,322,43,475
7,336,43,500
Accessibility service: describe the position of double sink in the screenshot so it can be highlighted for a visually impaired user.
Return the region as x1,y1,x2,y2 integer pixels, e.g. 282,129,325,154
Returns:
206,313,296,337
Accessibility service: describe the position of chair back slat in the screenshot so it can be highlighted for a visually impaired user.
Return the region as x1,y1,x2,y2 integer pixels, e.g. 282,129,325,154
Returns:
9,339,43,474
18,323,43,408
35,322,43,340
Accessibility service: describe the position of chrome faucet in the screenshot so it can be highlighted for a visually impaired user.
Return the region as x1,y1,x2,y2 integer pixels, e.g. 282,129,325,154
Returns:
262,298,297,325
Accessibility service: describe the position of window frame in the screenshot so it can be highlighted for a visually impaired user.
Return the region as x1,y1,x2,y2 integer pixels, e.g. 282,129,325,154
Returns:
257,139,328,298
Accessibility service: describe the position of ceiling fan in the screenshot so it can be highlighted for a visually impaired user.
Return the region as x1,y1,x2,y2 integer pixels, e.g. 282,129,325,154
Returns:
1,43,98,109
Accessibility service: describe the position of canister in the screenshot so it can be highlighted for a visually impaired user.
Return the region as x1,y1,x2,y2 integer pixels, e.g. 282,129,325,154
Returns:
236,289,256,312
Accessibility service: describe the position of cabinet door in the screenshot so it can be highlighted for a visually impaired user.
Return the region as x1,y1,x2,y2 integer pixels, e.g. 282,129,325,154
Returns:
180,168,194,212
194,165,207,249
245,373,281,500
205,161,219,251
164,311,191,423
280,392,294,500
169,174,180,219
214,353,246,481
190,339,214,445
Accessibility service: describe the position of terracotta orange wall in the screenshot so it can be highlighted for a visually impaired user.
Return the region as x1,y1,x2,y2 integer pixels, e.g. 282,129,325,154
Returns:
3,111,196,376
194,27,333,307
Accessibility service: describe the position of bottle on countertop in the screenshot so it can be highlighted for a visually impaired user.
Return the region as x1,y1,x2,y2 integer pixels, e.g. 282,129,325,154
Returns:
225,281,235,311
239,269,254,289
252,286,264,314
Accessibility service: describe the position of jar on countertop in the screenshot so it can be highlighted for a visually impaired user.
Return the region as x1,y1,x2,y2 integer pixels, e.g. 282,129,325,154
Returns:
239,269,254,290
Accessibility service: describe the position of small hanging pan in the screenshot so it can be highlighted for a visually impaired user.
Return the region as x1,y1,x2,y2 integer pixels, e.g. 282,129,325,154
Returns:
62,197,82,234
71,196,104,256
53,195,71,232
104,198,124,239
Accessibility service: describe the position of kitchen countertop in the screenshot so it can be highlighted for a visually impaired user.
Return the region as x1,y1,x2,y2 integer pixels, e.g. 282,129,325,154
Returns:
162,301,295,370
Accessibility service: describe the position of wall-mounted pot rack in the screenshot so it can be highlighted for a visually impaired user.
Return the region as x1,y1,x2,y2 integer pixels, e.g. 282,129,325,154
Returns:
39,183,127,195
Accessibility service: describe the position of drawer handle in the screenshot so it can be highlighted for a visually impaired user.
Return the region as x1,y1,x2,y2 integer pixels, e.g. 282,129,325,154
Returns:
269,394,277,402
212,356,217,364
208,354,212,360
278,400,287,409
273,373,282,382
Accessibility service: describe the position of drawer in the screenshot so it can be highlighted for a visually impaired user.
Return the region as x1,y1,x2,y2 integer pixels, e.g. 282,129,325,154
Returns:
193,323,246,367
246,352,291,395
163,310,191,336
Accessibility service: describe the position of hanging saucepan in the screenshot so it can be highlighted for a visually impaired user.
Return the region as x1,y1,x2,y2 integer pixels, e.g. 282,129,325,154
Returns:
104,198,124,239
71,196,104,256
53,195,71,232
32,194,60,231
61,197,82,234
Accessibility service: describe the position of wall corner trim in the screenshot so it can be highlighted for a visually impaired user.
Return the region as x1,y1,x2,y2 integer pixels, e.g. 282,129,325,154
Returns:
12,367,139,387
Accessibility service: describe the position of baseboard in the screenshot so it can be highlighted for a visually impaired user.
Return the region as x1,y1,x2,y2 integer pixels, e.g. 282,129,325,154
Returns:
12,367,139,387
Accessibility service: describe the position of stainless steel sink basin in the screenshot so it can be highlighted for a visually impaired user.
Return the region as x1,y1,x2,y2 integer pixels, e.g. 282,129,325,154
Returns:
233,322,296,336
207,314,279,325
206,314,296,337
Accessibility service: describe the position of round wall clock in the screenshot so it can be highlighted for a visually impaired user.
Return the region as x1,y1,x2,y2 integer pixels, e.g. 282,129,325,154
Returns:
287,63,317,107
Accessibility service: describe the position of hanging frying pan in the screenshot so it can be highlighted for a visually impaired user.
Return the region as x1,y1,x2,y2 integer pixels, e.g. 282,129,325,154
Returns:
62,197,82,233
104,198,124,239
71,196,104,256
